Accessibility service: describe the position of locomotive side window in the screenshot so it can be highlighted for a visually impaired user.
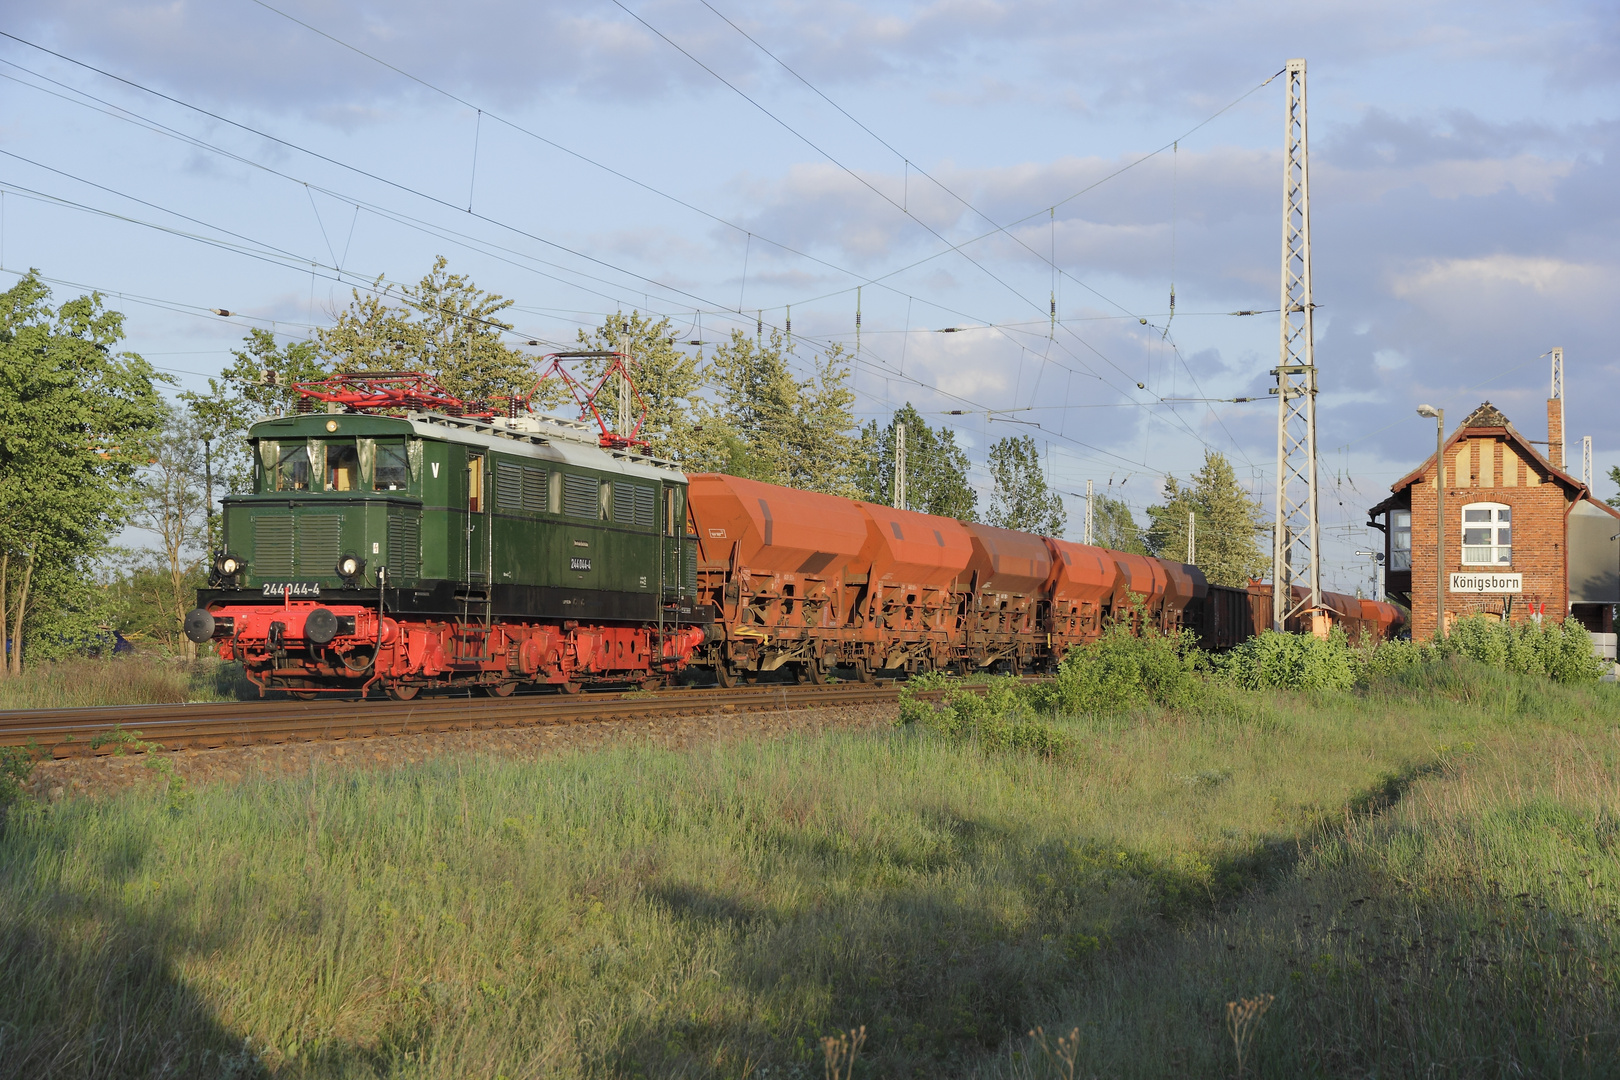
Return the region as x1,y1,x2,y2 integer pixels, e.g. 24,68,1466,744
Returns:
327,442,359,491
467,454,484,512
374,442,409,491
274,443,311,491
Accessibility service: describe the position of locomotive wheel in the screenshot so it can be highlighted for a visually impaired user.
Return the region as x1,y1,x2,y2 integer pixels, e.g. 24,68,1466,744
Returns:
386,684,420,701
292,690,319,701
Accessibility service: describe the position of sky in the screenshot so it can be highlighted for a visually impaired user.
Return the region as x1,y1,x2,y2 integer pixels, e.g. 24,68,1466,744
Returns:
2,0,1616,593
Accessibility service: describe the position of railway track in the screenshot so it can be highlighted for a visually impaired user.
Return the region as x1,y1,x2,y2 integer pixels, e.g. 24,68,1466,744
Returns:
0,681,935,758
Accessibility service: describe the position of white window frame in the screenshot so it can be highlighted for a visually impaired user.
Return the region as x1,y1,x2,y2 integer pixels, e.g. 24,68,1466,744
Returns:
1460,502,1512,566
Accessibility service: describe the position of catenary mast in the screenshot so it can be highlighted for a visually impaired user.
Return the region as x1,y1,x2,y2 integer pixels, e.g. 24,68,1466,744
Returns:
1271,58,1321,631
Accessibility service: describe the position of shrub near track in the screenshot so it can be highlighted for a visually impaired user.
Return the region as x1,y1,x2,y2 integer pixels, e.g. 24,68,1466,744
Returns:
0,634,1616,1078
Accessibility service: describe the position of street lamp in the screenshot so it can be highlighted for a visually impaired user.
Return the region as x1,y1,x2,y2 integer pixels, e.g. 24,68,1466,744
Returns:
1417,404,1445,639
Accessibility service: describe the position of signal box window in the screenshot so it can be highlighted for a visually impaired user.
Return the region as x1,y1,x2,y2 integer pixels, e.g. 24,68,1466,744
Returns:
327,443,359,491
374,443,409,491
1389,510,1411,571
1461,502,1511,565
275,444,311,491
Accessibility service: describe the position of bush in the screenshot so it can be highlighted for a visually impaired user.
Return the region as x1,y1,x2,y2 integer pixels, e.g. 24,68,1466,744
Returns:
1037,621,1205,716
1439,615,1604,684
898,674,1072,756
1214,628,1358,692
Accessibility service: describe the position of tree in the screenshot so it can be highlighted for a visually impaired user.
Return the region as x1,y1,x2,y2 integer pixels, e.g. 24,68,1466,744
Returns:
855,404,978,519
1607,465,1620,509
0,271,165,672
1091,494,1146,554
130,402,211,657
1143,450,1268,586
572,311,703,461
985,435,1065,535
317,255,537,402
696,328,857,495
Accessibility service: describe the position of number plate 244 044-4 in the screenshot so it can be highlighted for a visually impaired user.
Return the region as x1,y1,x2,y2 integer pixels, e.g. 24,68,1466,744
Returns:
262,582,321,597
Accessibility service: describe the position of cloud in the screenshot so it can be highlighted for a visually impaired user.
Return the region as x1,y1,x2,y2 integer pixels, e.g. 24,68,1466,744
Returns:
15,0,1617,124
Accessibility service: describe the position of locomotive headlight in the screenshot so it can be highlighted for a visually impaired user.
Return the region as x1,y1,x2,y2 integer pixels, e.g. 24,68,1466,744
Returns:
335,555,364,580
213,553,241,577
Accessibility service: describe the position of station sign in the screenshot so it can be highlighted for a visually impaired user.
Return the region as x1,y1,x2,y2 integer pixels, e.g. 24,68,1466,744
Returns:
1449,572,1522,594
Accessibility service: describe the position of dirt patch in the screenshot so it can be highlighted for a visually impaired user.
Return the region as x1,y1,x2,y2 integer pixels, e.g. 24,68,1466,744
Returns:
26,703,898,803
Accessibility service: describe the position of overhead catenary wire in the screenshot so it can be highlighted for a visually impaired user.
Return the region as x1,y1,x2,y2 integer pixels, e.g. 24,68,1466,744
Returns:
1,22,1274,510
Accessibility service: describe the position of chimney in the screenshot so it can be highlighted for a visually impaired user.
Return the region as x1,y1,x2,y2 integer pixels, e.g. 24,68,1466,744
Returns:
1548,345,1565,468
1548,398,1564,468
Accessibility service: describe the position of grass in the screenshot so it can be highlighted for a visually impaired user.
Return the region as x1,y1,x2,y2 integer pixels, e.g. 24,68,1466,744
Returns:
0,656,253,711
0,656,1618,1077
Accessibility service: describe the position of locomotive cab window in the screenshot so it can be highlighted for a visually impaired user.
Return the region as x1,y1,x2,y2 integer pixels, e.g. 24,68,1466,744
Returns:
374,442,409,492
274,443,311,491
326,442,359,491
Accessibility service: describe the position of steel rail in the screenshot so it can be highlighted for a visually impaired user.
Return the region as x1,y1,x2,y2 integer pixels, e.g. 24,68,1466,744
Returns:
0,681,940,758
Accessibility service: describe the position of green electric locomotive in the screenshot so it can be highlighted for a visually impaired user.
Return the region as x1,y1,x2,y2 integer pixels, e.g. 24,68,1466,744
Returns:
186,371,709,697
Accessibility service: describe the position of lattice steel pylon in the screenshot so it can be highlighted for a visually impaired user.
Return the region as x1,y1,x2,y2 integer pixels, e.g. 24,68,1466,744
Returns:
1271,58,1321,632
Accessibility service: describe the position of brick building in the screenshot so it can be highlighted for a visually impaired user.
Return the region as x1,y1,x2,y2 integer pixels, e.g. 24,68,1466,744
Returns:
1368,400,1619,638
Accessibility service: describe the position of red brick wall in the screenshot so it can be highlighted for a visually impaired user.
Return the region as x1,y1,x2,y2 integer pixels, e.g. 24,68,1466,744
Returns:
1406,433,1569,638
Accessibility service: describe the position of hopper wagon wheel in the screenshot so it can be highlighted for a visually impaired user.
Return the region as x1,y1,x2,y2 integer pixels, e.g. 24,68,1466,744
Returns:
854,660,875,684
483,682,517,698
714,662,736,688
386,683,421,701
558,680,583,695
796,659,827,685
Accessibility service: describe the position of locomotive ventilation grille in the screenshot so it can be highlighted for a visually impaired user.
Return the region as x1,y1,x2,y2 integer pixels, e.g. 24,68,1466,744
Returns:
252,515,294,577
296,514,342,577
563,473,599,518
496,462,551,514
614,482,658,529
387,514,421,579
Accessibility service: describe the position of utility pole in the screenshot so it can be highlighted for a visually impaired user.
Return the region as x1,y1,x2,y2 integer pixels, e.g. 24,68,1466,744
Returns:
1270,57,1321,632
1582,435,1592,488
1084,478,1094,545
1187,511,1196,565
893,421,907,510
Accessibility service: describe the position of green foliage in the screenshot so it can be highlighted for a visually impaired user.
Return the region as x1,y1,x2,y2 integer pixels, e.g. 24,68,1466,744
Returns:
1040,619,1206,714
855,404,979,519
0,745,34,809
693,328,857,495
0,271,166,671
317,255,538,402
1214,627,1360,691
1090,492,1145,554
1607,463,1620,508
898,673,1071,756
1143,451,1268,586
1439,614,1604,683
986,434,1065,535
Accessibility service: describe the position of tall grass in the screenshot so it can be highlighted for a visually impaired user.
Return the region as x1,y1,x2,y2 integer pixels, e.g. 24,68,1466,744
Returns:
3,652,1618,1077
0,656,252,711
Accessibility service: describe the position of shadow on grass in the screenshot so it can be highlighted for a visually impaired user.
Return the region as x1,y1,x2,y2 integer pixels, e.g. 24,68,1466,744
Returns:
0,818,267,1080
606,758,1523,1078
